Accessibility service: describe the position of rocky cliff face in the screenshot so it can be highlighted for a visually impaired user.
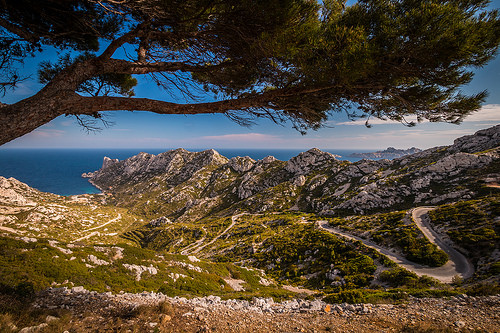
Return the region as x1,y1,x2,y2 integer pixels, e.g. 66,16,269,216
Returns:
85,125,500,221
87,148,228,191
0,176,38,207
449,125,500,153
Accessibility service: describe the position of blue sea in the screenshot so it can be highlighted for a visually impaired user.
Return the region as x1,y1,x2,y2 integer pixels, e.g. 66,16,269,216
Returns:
0,148,366,196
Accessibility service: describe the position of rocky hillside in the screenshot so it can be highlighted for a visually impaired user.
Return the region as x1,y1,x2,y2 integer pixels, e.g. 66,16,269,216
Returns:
85,125,500,221
0,176,141,244
0,175,470,301
0,176,301,300
349,147,422,159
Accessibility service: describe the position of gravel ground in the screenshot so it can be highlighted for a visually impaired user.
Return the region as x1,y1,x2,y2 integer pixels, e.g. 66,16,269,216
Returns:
21,288,500,333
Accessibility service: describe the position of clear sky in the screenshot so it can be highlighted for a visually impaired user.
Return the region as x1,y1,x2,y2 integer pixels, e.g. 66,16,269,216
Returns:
2,1,500,151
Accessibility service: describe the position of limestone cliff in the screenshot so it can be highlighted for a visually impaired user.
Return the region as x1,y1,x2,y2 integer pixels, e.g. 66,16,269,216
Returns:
84,125,500,220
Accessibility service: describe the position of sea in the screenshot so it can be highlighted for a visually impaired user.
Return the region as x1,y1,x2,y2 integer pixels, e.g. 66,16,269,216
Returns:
0,148,367,196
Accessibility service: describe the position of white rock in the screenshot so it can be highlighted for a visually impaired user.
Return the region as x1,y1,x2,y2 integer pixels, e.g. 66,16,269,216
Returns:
188,255,200,262
228,156,255,173
123,264,158,281
19,323,48,333
87,254,110,266
292,175,306,186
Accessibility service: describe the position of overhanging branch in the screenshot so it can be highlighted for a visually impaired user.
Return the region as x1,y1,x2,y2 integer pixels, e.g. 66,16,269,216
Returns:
0,17,39,43
67,94,266,116
98,25,147,60
103,58,233,75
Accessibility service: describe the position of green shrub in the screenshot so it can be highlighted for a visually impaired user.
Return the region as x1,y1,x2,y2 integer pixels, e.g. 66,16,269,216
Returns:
364,290,408,303
408,289,459,298
465,282,500,296
14,282,35,299
489,261,500,275
405,240,448,267
252,224,378,290
379,268,419,287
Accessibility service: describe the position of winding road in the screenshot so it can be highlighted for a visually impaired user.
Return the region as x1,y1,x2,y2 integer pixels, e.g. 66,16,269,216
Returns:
411,207,474,282
318,207,474,283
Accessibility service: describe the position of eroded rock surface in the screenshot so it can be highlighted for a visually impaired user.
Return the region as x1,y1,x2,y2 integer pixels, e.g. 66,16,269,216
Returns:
83,125,500,219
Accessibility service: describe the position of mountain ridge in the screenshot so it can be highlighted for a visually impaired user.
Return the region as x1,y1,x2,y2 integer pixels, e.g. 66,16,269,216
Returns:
349,147,422,159
83,125,500,221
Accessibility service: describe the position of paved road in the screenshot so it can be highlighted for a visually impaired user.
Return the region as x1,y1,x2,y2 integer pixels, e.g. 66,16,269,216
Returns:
318,207,474,283
411,207,474,282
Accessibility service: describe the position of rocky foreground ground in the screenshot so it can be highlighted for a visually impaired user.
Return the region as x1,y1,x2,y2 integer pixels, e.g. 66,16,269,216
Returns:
7,288,498,332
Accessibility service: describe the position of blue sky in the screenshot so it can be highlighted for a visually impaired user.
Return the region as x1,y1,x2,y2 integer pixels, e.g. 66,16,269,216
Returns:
2,1,500,150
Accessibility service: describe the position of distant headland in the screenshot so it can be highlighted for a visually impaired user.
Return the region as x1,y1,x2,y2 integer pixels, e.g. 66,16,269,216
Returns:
349,147,422,159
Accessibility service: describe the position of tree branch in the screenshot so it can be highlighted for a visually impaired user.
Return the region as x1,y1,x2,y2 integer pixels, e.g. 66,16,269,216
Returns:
103,58,233,74
67,94,265,116
98,25,146,60
65,82,359,116
0,17,38,43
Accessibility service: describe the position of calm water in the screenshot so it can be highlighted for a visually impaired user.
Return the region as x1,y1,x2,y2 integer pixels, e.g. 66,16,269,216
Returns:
0,148,365,196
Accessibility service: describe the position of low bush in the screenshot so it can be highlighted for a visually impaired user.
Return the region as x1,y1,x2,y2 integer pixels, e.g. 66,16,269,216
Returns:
379,268,419,287
379,268,439,288
465,282,500,296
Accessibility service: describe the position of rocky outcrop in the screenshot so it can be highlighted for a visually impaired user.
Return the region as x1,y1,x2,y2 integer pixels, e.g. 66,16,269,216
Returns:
87,148,229,191
122,264,158,281
449,124,500,153
102,156,119,169
421,153,493,174
148,216,171,227
285,148,339,175
228,156,255,173
0,176,38,206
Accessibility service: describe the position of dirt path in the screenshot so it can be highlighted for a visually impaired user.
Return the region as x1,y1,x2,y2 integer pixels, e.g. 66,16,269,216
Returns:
180,227,207,255
282,285,316,295
192,213,244,254
318,207,474,283
73,213,122,242
82,213,122,232
0,225,23,234
73,231,100,242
